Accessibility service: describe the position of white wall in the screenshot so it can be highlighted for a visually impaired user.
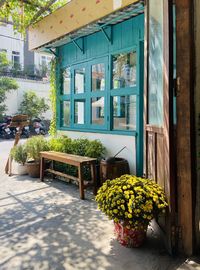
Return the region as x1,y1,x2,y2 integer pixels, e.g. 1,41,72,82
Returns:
0,24,24,67
58,130,136,174
5,78,52,120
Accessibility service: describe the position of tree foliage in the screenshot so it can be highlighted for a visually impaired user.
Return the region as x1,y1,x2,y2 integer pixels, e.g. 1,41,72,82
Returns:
19,90,49,120
0,0,69,34
0,52,18,119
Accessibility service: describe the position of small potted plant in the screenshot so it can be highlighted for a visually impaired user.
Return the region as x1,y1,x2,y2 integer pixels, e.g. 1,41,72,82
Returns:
11,144,28,175
25,135,49,178
96,175,168,248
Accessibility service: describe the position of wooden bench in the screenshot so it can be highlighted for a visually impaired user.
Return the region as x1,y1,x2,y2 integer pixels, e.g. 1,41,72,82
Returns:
40,151,97,200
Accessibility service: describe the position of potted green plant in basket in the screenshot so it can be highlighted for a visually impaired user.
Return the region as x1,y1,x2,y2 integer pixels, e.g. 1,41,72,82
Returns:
95,174,168,248
11,144,28,175
25,135,49,178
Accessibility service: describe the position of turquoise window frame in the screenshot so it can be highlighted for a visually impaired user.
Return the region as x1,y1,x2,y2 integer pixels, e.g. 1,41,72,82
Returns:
57,46,143,132
71,63,88,129
89,57,108,130
109,47,138,133
57,43,144,176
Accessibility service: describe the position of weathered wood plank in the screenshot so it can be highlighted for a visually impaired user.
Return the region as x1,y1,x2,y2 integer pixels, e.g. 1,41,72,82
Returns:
176,0,194,255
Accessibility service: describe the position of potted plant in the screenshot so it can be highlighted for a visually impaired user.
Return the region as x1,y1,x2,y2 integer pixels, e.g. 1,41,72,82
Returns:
95,175,168,248
25,135,49,178
11,144,28,175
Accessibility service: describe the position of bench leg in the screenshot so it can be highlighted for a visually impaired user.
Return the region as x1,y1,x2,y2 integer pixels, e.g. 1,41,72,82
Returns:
91,163,97,196
40,157,45,181
51,160,55,179
78,165,84,200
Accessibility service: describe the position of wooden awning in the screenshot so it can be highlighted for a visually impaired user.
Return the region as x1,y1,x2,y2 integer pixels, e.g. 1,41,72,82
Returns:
28,0,144,51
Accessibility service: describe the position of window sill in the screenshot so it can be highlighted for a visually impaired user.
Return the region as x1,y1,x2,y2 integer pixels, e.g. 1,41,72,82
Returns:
58,127,137,137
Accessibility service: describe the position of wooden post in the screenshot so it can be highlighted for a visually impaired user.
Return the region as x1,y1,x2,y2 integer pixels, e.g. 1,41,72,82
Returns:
176,0,194,255
5,115,29,176
91,163,97,195
78,165,84,200
5,128,22,175
40,157,45,181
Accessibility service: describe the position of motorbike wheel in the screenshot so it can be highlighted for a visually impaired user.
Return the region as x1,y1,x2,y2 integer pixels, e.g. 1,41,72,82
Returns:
40,129,46,135
21,132,30,138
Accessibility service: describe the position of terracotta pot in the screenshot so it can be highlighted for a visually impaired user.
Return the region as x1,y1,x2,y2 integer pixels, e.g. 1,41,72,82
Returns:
26,162,40,178
114,222,147,248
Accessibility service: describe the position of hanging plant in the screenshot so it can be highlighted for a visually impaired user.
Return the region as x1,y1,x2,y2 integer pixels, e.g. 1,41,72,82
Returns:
49,58,57,136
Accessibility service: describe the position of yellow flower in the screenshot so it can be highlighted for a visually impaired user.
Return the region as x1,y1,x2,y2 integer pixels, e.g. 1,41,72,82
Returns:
121,205,125,210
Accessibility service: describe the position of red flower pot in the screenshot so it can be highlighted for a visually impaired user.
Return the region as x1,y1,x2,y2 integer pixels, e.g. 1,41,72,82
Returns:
114,222,147,248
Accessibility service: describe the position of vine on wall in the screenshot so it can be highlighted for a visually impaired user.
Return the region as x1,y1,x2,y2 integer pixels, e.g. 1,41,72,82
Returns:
49,58,57,136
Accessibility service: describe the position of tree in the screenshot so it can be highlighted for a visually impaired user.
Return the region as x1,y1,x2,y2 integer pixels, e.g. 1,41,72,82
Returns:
0,52,18,120
0,0,69,34
19,91,49,120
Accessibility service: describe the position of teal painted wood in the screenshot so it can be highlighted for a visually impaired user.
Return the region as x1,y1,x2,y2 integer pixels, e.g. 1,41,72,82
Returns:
136,41,144,176
59,14,144,68
56,14,144,175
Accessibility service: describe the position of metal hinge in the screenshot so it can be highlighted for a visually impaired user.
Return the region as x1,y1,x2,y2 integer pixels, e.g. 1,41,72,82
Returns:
174,77,180,97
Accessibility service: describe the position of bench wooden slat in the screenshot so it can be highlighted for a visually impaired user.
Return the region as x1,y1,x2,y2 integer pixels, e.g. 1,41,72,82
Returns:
40,151,96,166
40,151,98,199
46,169,79,182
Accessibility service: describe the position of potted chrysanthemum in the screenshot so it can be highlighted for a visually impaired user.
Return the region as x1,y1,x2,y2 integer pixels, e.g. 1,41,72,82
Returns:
95,174,168,248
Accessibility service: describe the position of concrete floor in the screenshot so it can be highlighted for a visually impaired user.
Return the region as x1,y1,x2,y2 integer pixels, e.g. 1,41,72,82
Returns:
0,139,199,270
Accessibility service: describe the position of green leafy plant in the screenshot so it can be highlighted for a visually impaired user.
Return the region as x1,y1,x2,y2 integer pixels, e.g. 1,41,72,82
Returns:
0,52,18,119
48,136,106,179
85,140,106,160
25,135,49,162
0,0,68,35
96,175,168,230
48,136,73,153
49,58,57,136
11,144,27,165
19,91,49,121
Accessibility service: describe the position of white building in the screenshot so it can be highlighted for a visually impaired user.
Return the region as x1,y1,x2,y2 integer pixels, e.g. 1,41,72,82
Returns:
0,21,52,119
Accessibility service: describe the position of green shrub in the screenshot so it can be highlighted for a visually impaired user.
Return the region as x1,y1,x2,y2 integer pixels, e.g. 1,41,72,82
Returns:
48,136,73,153
85,139,106,160
71,138,90,156
11,144,27,165
48,136,106,179
25,136,49,162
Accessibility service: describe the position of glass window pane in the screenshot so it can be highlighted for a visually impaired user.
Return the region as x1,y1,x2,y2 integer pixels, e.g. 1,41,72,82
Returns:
148,0,164,126
112,52,137,89
75,68,85,94
63,67,71,95
92,63,105,91
62,101,70,127
113,95,136,130
91,97,105,125
75,101,85,124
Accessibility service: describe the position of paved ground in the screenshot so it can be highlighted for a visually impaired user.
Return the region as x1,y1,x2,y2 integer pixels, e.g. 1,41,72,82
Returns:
0,139,200,270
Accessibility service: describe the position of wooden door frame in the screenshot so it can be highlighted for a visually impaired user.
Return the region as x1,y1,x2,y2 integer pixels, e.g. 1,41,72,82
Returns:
175,0,195,255
144,0,176,254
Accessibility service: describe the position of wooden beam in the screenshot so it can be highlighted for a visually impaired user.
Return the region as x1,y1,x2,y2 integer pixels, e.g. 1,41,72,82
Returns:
28,0,141,50
176,0,194,256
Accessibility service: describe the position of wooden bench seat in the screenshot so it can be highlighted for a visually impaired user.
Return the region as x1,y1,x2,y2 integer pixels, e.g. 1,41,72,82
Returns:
40,151,97,199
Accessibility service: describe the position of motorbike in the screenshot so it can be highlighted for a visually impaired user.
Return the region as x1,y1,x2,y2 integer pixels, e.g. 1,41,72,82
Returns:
32,118,46,135
0,116,30,139
0,122,12,139
15,125,30,138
